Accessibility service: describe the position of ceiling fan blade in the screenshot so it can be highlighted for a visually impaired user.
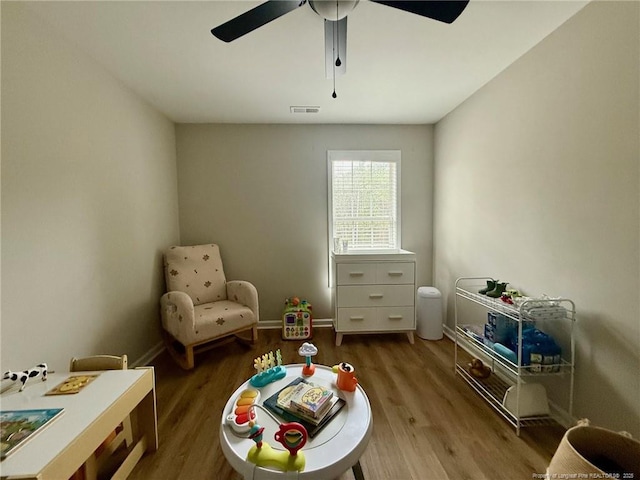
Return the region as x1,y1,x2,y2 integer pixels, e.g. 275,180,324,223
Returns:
211,0,306,42
325,17,347,79
369,0,469,24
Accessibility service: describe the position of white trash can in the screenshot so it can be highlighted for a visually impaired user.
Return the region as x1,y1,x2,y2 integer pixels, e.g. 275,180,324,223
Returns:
416,287,443,340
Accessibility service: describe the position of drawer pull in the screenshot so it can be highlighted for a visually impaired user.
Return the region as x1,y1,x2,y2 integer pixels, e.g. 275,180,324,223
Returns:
388,315,404,320
349,272,364,277
349,316,365,321
387,271,404,277
369,294,384,299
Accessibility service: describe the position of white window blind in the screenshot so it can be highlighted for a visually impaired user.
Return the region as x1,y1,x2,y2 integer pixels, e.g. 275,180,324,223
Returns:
328,151,400,251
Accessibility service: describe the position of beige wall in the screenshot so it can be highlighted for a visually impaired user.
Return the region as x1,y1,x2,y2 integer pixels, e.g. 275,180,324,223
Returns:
4,0,638,439
434,1,639,435
175,124,434,321
1,4,180,371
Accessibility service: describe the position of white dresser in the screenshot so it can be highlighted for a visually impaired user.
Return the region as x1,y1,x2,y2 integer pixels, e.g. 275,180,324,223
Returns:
332,250,416,346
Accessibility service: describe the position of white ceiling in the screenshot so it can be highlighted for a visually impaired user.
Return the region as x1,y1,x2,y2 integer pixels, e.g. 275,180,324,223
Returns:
23,0,588,124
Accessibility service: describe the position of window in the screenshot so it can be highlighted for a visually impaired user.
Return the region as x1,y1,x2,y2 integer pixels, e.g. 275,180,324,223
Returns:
328,150,401,252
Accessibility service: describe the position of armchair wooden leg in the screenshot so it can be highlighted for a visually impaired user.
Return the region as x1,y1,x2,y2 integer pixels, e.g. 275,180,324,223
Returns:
163,331,195,370
184,345,195,370
251,325,258,343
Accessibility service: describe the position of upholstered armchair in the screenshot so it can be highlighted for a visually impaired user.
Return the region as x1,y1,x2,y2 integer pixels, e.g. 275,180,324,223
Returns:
160,244,259,369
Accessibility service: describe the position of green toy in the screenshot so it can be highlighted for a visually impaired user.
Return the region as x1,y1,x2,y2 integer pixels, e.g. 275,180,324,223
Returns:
245,404,307,473
283,297,313,340
479,279,497,295
487,282,508,298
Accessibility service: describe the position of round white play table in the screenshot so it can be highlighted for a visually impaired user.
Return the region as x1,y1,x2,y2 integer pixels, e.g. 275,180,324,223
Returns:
220,364,372,480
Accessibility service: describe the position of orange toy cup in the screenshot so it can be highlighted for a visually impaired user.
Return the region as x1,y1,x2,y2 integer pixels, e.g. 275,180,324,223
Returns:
336,362,358,392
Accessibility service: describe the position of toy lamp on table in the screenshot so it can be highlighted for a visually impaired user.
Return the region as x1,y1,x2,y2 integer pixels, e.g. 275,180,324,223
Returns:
298,342,318,377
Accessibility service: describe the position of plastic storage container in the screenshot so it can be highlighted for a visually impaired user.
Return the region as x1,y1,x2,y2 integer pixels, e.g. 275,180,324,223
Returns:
416,287,443,340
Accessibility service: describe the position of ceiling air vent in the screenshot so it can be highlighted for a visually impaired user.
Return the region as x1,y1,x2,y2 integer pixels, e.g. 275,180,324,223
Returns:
290,106,320,114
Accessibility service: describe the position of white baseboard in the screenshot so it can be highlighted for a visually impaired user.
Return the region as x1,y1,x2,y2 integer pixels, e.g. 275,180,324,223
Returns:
257,318,334,330
131,341,165,368
133,319,335,366
443,324,455,340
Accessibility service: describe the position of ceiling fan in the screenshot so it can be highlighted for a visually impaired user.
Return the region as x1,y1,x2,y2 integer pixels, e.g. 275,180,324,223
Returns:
211,1,469,97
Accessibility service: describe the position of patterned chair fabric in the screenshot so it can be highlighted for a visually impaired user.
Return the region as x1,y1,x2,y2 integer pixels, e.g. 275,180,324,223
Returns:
164,244,227,305
160,244,259,369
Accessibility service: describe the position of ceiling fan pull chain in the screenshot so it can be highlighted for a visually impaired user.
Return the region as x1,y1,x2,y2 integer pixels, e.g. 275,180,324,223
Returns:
335,0,342,67
332,18,337,98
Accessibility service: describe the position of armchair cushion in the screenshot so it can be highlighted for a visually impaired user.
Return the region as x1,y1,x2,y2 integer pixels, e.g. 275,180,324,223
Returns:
164,244,227,305
192,301,255,345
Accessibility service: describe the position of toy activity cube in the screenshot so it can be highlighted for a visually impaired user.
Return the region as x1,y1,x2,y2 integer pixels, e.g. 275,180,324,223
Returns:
282,297,312,340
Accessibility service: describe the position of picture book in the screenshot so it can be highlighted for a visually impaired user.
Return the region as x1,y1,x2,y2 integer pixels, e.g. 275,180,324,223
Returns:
287,382,334,419
288,396,342,425
263,377,345,438
1,408,64,459
45,374,98,395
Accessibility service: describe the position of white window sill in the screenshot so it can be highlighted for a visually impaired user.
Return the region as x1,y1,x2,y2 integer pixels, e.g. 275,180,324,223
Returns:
332,249,415,262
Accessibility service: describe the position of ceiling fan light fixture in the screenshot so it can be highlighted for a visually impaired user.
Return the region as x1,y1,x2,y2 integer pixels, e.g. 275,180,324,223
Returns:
309,0,359,21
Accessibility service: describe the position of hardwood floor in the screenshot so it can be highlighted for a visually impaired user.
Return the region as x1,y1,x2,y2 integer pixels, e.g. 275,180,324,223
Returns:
128,328,565,480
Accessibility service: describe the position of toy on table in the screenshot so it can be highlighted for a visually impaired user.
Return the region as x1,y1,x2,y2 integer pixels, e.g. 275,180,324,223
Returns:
245,404,307,472
282,297,313,340
226,388,261,433
332,362,358,392
248,421,265,447
3,363,48,392
298,342,317,377
249,349,286,388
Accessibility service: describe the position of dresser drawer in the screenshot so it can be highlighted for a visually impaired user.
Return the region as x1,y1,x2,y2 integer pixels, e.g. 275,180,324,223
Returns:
376,262,415,284
337,306,415,331
336,263,377,285
337,285,415,307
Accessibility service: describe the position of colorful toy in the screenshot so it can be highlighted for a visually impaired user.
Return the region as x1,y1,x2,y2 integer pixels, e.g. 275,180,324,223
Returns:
500,288,522,305
3,363,48,392
225,388,260,433
332,362,358,392
244,404,307,472
282,297,313,340
249,349,286,388
298,342,317,377
274,422,307,455
248,421,265,447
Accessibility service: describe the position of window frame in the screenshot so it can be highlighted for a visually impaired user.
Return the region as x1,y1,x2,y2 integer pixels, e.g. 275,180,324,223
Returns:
327,150,402,254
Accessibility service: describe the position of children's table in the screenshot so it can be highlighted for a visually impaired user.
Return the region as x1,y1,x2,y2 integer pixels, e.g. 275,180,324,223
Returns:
0,368,157,479
219,364,372,480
